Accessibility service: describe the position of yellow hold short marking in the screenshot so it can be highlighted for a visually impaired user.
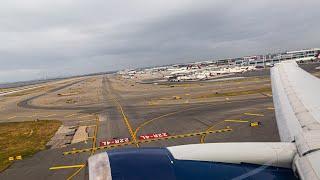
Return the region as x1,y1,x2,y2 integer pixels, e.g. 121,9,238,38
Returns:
62,128,232,155
244,113,264,117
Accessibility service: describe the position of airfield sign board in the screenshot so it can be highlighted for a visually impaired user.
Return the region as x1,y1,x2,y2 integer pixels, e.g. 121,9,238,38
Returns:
100,137,130,146
139,132,170,140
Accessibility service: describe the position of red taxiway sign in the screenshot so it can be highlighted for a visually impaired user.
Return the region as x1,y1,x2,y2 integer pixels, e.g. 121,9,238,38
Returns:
139,132,170,140
100,137,130,146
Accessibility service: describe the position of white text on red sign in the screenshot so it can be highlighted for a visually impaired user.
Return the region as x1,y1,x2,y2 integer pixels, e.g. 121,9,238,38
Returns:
139,133,169,140
100,137,130,146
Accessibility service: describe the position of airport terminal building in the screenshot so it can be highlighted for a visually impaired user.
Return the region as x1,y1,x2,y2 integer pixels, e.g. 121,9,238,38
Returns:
234,48,320,66
273,48,320,62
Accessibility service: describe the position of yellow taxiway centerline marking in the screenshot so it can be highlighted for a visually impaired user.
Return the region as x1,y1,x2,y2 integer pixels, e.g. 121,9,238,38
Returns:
224,119,249,123
133,106,199,139
134,110,184,138
49,164,85,170
200,121,225,143
63,128,232,155
68,117,98,177
244,112,264,117
200,119,249,143
67,165,86,180
112,97,139,148
91,116,99,155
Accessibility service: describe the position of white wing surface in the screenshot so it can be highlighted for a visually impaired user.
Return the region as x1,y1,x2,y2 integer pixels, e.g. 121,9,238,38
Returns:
271,61,320,179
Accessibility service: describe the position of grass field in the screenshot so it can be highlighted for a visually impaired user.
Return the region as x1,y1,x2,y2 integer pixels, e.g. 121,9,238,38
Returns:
0,120,61,172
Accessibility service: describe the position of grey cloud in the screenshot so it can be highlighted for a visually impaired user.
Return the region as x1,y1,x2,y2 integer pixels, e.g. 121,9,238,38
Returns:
0,0,320,82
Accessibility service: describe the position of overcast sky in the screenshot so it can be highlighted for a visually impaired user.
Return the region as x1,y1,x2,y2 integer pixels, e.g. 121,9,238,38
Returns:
0,0,319,83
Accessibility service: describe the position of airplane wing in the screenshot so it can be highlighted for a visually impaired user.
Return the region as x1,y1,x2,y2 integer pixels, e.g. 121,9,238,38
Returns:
87,61,320,180
271,61,320,179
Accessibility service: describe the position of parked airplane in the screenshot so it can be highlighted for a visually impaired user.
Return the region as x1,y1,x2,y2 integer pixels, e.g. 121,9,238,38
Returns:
88,60,320,180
